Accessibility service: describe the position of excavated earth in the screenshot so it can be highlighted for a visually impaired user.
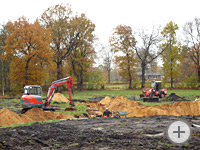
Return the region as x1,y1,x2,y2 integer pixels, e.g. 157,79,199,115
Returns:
1,115,200,149
1,94,200,149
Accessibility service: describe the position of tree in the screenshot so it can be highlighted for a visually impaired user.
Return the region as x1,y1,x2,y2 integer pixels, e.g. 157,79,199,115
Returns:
40,4,79,81
0,24,9,96
88,68,106,90
110,25,137,89
100,46,114,83
135,26,167,88
3,17,52,92
183,18,200,88
160,21,181,88
68,14,96,91
180,46,195,80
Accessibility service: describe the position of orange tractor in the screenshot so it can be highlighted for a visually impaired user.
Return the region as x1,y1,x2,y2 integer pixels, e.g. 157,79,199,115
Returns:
140,81,167,102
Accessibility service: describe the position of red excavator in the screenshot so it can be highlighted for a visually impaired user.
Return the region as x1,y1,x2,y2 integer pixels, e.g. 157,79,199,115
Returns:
20,76,75,113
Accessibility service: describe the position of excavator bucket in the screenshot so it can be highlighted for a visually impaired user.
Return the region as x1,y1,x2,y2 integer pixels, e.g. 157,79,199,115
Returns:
143,97,159,102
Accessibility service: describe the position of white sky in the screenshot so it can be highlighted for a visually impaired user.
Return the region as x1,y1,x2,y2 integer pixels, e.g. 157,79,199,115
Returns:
1,0,200,46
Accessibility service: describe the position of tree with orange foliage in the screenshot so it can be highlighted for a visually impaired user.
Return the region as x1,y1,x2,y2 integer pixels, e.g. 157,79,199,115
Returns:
110,25,137,89
3,17,52,92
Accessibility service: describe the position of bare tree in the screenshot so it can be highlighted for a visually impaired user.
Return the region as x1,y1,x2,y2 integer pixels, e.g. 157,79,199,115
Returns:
100,46,114,83
183,18,200,87
135,27,167,88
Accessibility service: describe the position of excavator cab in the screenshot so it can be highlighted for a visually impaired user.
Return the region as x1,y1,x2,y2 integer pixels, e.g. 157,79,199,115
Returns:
21,85,45,112
24,86,42,96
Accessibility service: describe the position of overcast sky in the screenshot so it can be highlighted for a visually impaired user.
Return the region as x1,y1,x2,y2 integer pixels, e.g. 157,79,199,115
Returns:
1,0,200,47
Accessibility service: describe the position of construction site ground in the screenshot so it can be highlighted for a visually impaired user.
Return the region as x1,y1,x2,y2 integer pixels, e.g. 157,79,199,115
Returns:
1,91,200,149
1,115,200,149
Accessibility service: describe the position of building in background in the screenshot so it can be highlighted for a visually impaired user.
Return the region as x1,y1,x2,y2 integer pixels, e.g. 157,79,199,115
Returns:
137,71,162,81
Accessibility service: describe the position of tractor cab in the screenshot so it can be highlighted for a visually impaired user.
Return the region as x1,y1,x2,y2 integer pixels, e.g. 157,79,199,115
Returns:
151,81,161,91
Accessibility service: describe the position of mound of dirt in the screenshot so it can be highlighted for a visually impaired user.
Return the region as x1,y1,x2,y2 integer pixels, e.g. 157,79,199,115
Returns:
24,108,55,121
0,108,74,126
87,96,143,114
87,96,200,118
99,96,112,105
128,98,200,117
52,93,69,102
0,108,24,126
164,93,187,101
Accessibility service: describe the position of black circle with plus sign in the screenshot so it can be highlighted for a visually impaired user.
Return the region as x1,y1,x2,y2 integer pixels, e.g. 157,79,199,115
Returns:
166,119,191,144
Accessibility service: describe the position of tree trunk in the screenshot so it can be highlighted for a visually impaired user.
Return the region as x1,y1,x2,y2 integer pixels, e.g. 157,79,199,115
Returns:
56,61,62,92
56,61,62,80
25,59,31,85
79,76,83,91
71,59,83,91
141,62,146,88
171,69,173,88
1,58,4,96
198,67,200,89
78,67,84,91
170,59,173,88
108,69,111,84
129,77,132,89
127,54,132,89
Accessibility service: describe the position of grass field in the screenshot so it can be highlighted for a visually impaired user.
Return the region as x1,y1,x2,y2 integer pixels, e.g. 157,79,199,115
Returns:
70,89,200,101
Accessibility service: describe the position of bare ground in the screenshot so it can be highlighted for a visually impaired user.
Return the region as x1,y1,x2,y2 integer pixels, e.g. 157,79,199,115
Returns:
1,115,200,150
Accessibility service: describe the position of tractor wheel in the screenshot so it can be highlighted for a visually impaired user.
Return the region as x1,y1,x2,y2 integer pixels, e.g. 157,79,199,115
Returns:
159,92,165,98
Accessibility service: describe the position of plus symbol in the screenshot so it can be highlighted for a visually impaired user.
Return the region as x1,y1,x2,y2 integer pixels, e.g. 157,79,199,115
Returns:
173,126,185,138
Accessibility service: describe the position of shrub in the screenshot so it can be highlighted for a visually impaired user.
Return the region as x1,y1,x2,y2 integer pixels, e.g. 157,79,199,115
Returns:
88,71,106,90
132,80,141,88
185,74,198,88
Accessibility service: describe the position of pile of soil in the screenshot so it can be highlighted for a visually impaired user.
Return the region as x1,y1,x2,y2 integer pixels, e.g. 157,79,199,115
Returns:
0,108,24,126
87,96,200,117
0,108,74,126
164,93,187,101
87,96,143,114
52,93,69,102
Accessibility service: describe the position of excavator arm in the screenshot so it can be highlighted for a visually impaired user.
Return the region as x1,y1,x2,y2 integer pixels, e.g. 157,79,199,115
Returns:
45,76,74,107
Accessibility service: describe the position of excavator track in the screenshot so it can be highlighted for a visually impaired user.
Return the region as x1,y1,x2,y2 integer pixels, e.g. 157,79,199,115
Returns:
21,106,60,114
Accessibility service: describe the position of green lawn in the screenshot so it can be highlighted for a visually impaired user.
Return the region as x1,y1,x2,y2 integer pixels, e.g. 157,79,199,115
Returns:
71,90,141,100
69,89,199,101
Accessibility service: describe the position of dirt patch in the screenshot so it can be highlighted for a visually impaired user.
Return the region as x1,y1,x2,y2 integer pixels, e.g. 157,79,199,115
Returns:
87,96,200,117
1,116,200,149
0,108,74,126
52,93,69,102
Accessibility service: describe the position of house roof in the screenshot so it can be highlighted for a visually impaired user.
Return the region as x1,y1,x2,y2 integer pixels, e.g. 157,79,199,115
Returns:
137,71,161,76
